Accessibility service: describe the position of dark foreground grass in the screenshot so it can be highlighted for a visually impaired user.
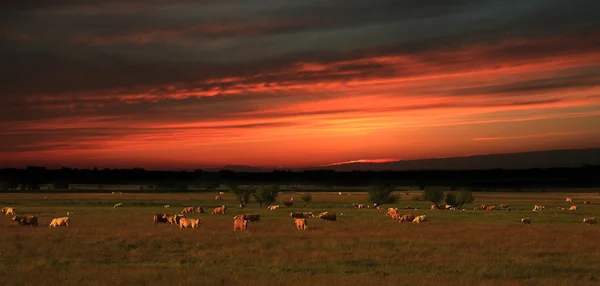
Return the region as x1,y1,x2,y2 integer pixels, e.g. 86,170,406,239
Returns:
1,191,599,286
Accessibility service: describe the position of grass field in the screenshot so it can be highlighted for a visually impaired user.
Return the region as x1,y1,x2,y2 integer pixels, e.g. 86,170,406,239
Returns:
1,191,600,286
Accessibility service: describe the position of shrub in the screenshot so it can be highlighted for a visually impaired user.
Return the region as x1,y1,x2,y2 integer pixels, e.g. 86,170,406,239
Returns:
367,184,398,206
254,185,280,207
300,193,312,207
226,181,255,207
445,193,457,206
411,195,424,201
423,189,443,206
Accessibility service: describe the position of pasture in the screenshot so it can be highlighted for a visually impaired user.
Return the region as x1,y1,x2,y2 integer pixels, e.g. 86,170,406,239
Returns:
1,191,599,286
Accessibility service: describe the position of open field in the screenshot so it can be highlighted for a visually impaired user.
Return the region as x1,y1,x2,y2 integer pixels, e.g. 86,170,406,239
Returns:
1,191,600,286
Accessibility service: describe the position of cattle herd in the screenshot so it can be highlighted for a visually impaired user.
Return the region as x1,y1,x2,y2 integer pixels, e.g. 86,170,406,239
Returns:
1,195,597,230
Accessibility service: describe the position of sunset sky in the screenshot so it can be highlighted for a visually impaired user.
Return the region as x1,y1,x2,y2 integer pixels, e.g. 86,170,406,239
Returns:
1,1,600,169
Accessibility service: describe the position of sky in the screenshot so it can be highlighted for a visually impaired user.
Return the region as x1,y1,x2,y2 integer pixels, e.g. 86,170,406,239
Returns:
1,0,600,169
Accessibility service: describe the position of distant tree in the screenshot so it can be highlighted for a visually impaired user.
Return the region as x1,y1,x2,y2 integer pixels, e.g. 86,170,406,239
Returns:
423,189,444,208
367,184,398,206
254,185,280,207
226,181,254,208
444,192,457,206
456,190,474,204
300,193,312,207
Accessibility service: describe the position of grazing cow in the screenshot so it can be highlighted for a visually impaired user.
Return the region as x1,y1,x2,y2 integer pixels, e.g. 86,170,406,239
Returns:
480,204,487,210
234,214,250,220
445,204,452,210
212,205,227,215
179,217,200,229
532,205,545,211
390,213,400,220
233,218,249,231
583,217,596,225
268,205,280,211
357,204,367,209
290,212,305,219
557,207,566,211
521,217,531,224
400,214,415,222
294,218,308,230
113,203,123,208
154,213,169,224
12,216,38,226
584,200,590,205
317,212,337,221
165,214,184,224
3,207,15,215
182,207,195,214
486,206,496,211
214,195,222,201
49,217,70,227
386,208,399,216
352,204,359,208
499,204,510,209
247,214,261,222
196,206,205,213
412,215,428,223
219,192,225,195
569,206,578,211
164,205,170,209
430,205,437,210
284,201,294,207
566,197,574,203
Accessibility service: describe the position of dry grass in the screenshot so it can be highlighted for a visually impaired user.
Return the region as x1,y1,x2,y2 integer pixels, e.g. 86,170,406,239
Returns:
1,191,599,286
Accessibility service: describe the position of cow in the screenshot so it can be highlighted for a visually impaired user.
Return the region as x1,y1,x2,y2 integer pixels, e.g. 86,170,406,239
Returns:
165,214,184,225
444,204,452,210
2,207,15,215
412,215,428,223
532,205,545,211
584,200,590,205
234,214,250,220
403,206,412,209
557,207,566,211
521,217,531,224
499,204,510,210
247,214,261,222
357,204,367,209
294,218,308,230
233,218,249,231
219,192,225,195
196,206,205,213
430,205,437,210
212,205,227,215
317,212,336,221
290,212,305,219
566,197,574,203
480,204,487,210
113,203,123,208
154,213,169,224
386,208,399,216
486,206,496,211
390,213,400,220
179,217,200,229
49,217,70,227
583,217,596,225
12,216,38,226
283,197,294,207
569,206,578,211
400,214,415,222
352,204,359,208
268,205,280,211
302,212,315,218
215,195,222,201
164,205,170,209
182,207,195,214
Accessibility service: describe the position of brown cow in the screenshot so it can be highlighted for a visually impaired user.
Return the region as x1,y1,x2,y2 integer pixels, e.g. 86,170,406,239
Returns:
212,205,227,215
215,195,222,201
583,217,596,225
12,216,38,226
294,218,308,230
521,217,531,224
182,207,195,214
233,218,248,231
386,208,399,216
444,204,452,210
499,204,510,210
179,217,200,229
430,204,437,210
557,207,566,211
113,203,123,208
165,214,184,224
196,206,205,213
533,205,545,211
3,207,16,215
400,214,415,222
412,215,428,223
154,213,169,224
583,200,590,205
302,212,315,218
290,212,305,219
49,217,70,227
569,206,578,211
268,205,280,211
566,197,574,203
317,212,336,221
390,213,400,220
486,206,496,211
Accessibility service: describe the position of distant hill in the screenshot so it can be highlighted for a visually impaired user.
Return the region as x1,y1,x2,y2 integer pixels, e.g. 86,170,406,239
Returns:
203,148,600,172
313,148,600,171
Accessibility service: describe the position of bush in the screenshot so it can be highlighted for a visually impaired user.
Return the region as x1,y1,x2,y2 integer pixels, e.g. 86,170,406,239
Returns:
423,189,443,205
367,184,398,206
226,181,255,207
456,190,474,203
300,193,312,207
254,185,280,207
411,195,424,201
